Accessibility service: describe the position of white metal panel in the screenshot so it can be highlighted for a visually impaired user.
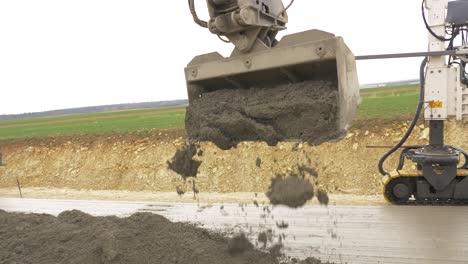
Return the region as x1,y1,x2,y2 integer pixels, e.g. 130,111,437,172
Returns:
462,84,468,120
425,0,450,121
425,67,449,120
426,0,447,55
447,66,459,117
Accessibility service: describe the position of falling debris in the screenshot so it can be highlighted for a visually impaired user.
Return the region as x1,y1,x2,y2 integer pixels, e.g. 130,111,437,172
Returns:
176,186,185,196
316,189,330,206
256,157,262,168
258,232,268,248
298,165,319,178
266,174,314,208
276,221,289,229
191,180,199,200
167,143,201,178
257,230,273,249
197,149,204,157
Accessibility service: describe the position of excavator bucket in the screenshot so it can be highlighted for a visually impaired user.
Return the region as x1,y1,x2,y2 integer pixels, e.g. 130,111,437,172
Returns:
184,30,360,150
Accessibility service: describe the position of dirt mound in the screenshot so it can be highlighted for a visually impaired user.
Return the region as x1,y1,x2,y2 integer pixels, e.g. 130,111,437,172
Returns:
294,258,333,264
167,143,201,178
186,81,342,150
266,174,314,208
0,210,284,264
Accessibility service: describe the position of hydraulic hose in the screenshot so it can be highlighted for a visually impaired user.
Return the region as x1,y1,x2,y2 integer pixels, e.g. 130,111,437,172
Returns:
378,58,428,176
189,0,208,28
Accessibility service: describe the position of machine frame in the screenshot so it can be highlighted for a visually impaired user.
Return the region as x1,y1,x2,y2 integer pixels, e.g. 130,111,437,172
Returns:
374,0,468,204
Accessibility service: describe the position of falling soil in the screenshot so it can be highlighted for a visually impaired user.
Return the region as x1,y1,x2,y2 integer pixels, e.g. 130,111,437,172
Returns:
175,186,185,196
258,232,268,248
316,189,330,206
293,258,334,264
185,81,342,150
167,143,201,179
276,221,289,229
256,157,262,168
298,165,319,178
0,210,282,264
266,174,314,208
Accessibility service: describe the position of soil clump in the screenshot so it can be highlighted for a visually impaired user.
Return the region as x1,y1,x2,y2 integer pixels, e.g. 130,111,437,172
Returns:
316,190,330,206
256,157,262,168
276,221,289,229
186,81,342,150
266,174,314,208
167,143,201,178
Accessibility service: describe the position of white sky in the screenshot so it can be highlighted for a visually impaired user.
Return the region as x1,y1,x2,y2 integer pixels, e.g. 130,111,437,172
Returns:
0,0,427,115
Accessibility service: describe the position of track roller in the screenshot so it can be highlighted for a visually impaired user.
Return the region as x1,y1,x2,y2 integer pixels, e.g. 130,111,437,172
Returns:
384,177,416,205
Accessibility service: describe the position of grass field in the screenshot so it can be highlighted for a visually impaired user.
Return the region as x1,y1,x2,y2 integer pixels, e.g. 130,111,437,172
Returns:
358,84,419,119
0,84,419,139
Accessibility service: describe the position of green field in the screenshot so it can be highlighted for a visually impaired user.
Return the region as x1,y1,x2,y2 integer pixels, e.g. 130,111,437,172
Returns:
358,84,419,119
0,107,186,139
0,84,420,139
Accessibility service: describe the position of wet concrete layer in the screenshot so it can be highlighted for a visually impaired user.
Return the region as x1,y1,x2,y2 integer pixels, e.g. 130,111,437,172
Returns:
0,210,278,264
1,198,468,264
186,81,343,150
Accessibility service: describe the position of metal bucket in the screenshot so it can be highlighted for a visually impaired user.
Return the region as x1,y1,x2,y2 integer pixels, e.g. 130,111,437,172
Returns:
184,30,360,148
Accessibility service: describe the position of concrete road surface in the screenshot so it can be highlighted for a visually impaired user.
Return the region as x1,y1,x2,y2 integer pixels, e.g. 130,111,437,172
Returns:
1,198,468,264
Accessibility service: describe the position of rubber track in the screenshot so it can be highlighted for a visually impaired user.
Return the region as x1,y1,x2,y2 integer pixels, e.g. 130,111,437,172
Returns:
385,190,468,206
384,176,468,206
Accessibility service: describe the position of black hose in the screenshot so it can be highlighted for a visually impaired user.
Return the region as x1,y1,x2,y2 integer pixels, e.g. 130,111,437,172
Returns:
189,0,208,28
461,61,468,85
421,0,458,42
277,0,295,16
378,58,428,176
448,145,468,169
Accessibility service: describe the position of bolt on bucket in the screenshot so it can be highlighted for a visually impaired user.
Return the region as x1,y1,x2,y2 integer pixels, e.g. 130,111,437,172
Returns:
184,30,360,150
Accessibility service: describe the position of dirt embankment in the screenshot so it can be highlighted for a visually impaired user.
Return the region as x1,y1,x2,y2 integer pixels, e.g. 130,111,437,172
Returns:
0,121,466,196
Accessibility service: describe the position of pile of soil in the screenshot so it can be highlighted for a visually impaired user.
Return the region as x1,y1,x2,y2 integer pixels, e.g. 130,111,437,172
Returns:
0,210,279,264
186,81,342,150
0,210,328,264
266,174,314,208
167,143,201,178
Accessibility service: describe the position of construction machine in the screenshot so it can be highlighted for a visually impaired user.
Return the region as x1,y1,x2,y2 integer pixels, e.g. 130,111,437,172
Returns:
185,0,468,204
360,0,468,205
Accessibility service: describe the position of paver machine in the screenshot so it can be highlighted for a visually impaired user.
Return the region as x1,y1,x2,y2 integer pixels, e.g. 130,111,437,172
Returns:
361,0,468,204
184,0,360,147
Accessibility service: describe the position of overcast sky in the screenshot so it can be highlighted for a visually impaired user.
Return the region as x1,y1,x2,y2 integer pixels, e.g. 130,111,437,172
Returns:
0,0,428,115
